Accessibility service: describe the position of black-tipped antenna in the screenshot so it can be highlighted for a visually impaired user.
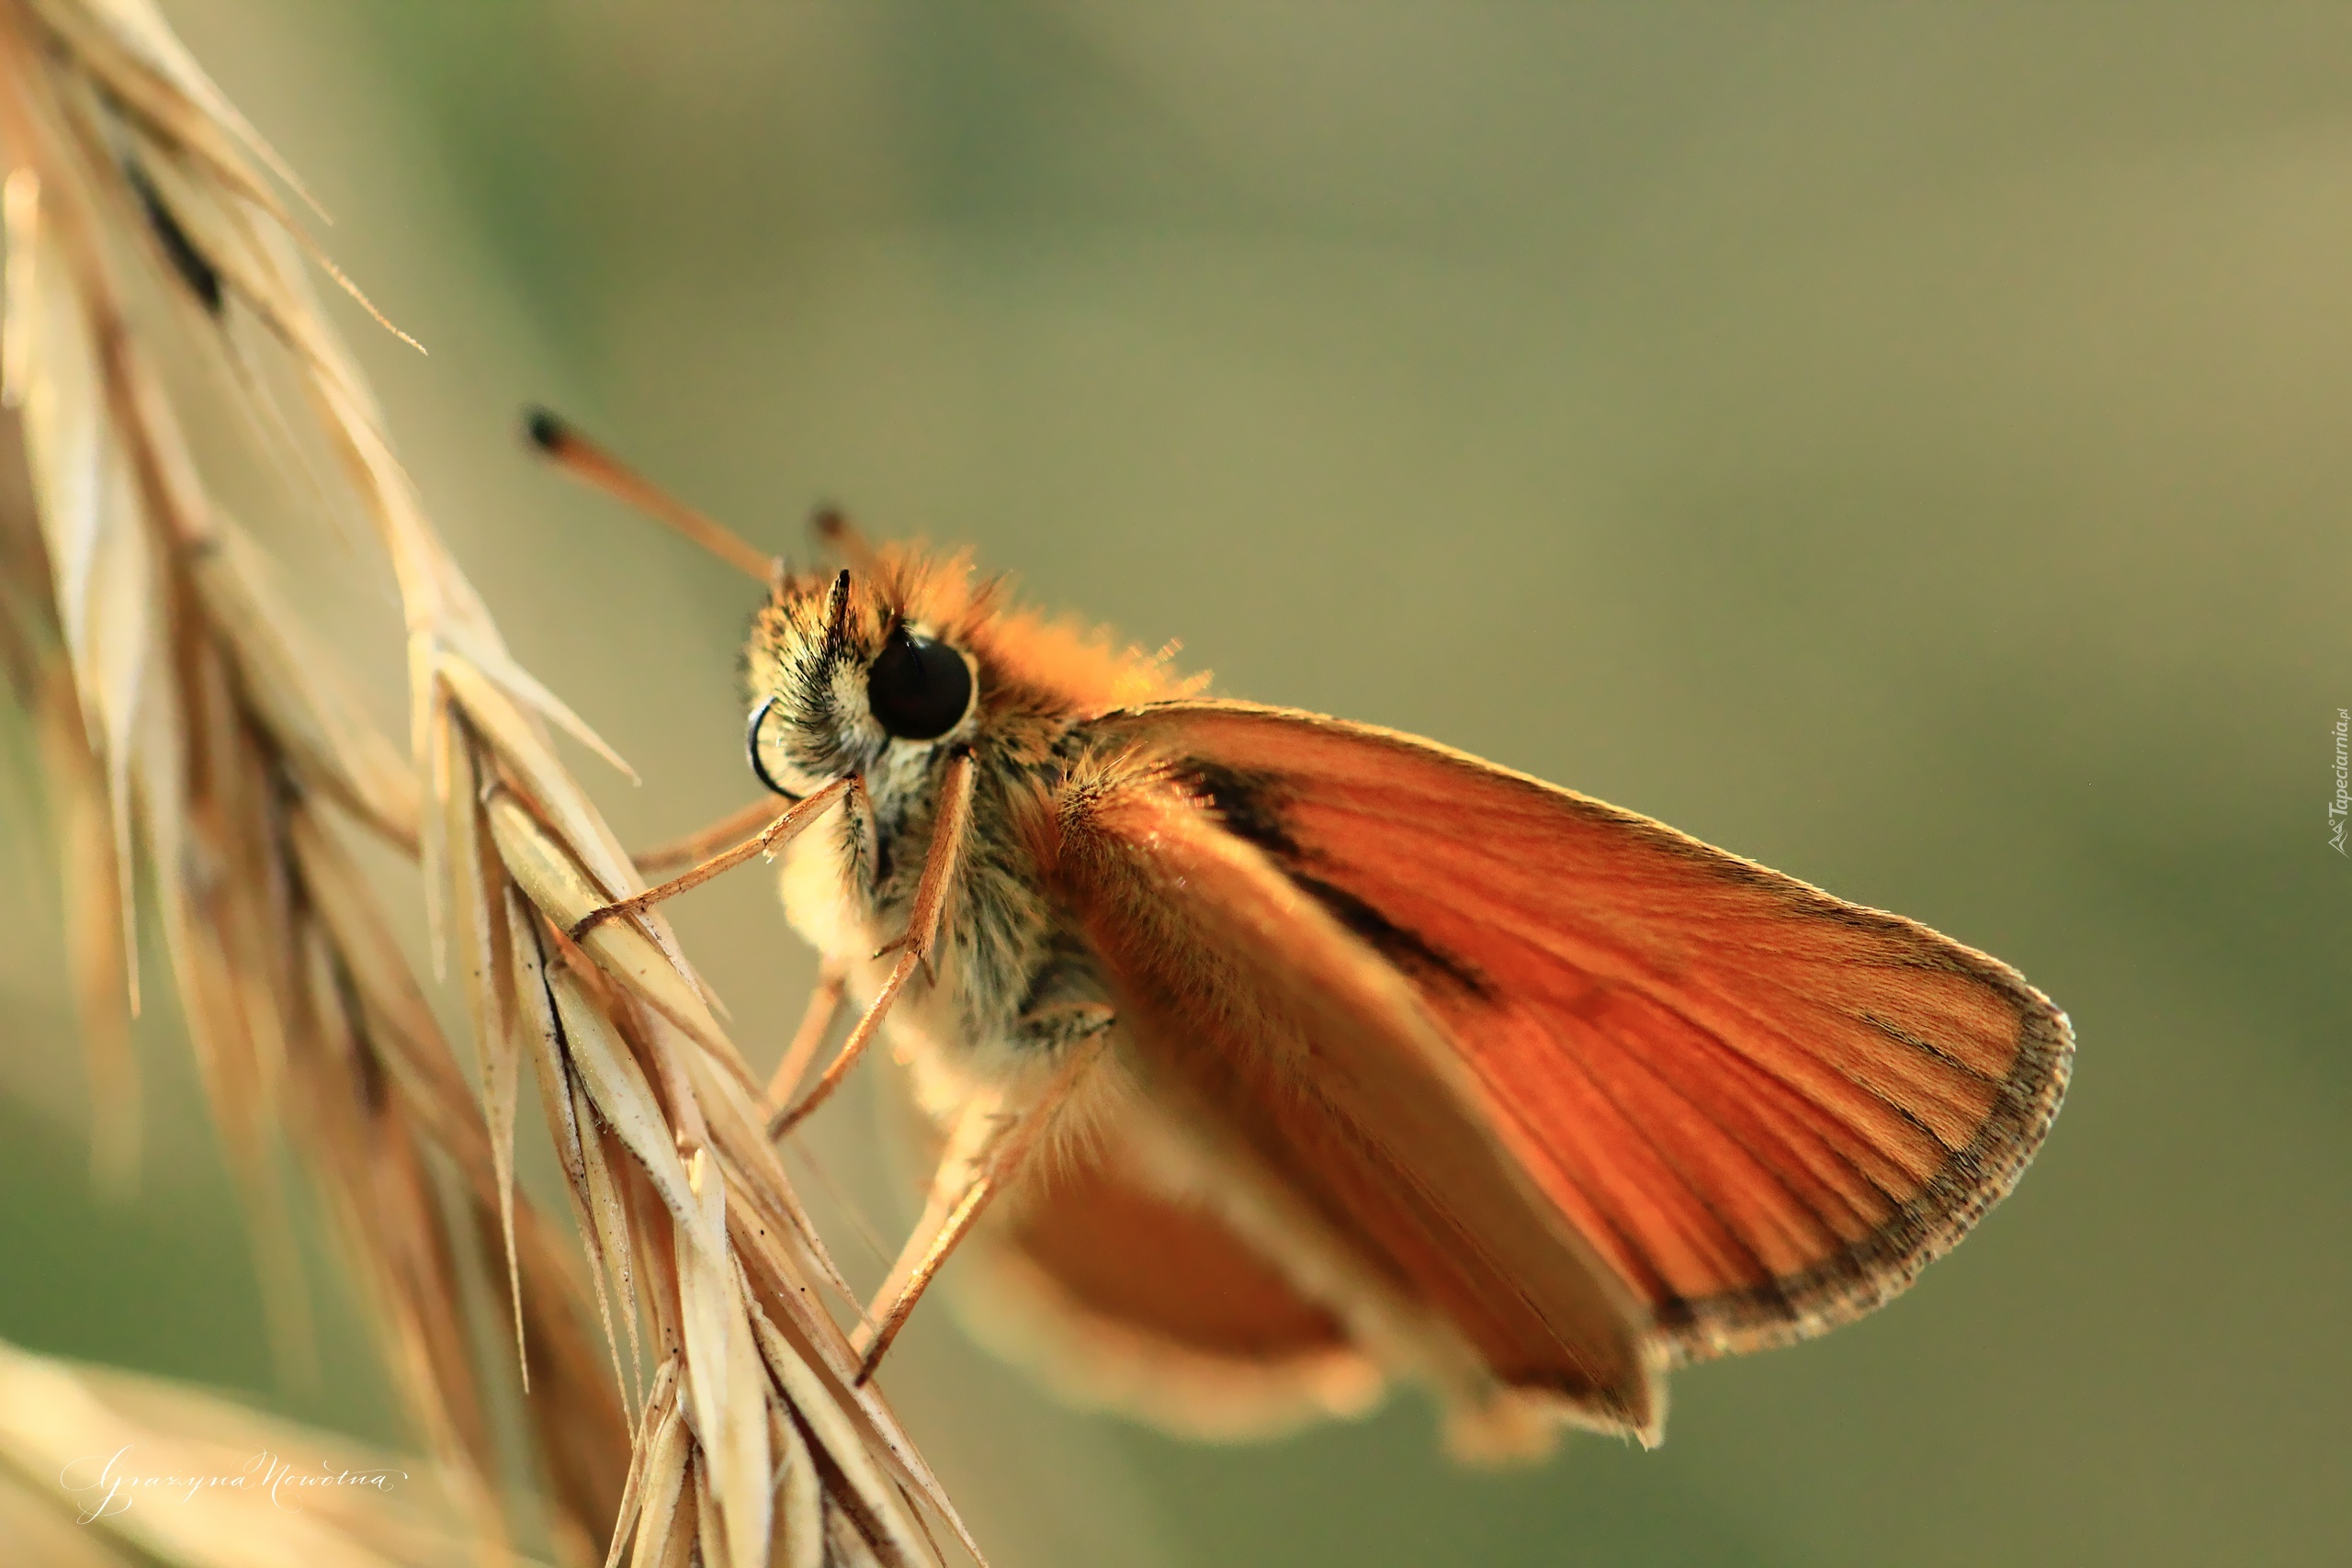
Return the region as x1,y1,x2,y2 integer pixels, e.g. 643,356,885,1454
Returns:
525,406,775,582
819,569,854,661
811,503,880,576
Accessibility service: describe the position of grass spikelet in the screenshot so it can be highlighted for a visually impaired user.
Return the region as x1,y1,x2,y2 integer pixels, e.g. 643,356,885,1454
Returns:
0,1335,547,1568
0,1,980,1562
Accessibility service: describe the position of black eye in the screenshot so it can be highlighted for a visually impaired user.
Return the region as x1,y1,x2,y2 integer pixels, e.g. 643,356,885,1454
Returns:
866,625,973,741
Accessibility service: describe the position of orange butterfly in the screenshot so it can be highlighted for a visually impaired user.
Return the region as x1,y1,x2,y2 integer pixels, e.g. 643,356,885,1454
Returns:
539,413,2072,1457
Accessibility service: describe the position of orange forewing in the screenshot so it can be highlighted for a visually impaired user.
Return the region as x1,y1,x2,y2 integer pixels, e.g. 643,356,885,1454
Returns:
1045,773,1661,1441
1088,702,2072,1365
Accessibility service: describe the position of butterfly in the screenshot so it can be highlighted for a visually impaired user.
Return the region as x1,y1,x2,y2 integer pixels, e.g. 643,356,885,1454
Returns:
539,413,2072,1457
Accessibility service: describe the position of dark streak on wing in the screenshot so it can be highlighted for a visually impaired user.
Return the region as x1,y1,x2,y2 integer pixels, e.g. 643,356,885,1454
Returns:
1174,760,1304,859
122,159,223,315
1172,759,1492,999
1284,868,1494,999
1859,1011,2005,1090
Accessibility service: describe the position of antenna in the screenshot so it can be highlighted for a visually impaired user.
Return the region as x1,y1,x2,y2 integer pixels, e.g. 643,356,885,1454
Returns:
524,408,774,582
811,502,879,576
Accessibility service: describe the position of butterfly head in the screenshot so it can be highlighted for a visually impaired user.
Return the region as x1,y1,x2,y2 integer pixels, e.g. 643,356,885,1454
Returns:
743,555,983,801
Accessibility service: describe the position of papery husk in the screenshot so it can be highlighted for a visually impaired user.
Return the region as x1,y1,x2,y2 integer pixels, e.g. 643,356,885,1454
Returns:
0,0,982,1562
0,1336,545,1568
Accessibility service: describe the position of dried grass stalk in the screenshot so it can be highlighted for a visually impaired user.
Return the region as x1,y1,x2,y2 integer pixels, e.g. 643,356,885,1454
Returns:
0,1,979,1562
0,1335,546,1568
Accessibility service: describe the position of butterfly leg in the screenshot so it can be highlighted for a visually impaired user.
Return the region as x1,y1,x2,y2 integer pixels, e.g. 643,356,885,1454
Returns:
763,958,847,1113
569,775,851,942
768,749,978,1138
629,795,788,876
851,1029,1111,1385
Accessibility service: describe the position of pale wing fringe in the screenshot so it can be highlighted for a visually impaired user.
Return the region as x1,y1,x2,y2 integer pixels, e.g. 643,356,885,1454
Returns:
0,2,982,1563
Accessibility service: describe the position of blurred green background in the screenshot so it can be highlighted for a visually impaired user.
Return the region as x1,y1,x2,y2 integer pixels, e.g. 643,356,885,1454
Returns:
3,4,2348,1564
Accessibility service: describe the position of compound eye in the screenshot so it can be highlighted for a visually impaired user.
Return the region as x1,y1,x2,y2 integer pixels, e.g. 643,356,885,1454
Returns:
865,625,973,741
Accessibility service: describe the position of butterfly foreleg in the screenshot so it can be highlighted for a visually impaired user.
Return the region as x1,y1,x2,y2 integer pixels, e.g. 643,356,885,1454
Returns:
628,794,789,876
570,775,852,942
850,1028,1111,1386
768,749,978,1138
763,958,848,1114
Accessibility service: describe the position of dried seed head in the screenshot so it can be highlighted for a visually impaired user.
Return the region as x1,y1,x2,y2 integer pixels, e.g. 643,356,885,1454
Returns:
0,3,981,1562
